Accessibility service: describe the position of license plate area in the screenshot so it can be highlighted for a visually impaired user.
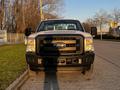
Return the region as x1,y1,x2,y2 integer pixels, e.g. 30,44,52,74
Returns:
58,58,82,65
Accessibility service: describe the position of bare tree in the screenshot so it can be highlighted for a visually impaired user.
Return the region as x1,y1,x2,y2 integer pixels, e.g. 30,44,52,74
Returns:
83,18,95,33
94,9,109,40
0,0,4,29
43,0,64,17
110,8,120,23
94,9,109,26
12,0,63,33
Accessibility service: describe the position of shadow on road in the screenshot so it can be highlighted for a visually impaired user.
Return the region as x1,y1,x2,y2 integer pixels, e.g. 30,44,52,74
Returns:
39,36,60,90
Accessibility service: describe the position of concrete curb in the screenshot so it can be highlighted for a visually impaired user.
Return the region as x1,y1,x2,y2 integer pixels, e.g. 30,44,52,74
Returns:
6,70,29,90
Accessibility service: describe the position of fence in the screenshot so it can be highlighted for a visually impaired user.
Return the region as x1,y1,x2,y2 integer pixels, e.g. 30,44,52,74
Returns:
0,30,25,44
0,30,7,44
7,33,25,44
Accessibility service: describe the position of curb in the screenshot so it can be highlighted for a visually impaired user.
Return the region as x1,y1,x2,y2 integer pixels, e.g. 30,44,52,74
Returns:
6,70,29,90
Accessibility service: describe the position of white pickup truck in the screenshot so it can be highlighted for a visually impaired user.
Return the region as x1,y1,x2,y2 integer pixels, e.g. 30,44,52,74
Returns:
25,19,95,79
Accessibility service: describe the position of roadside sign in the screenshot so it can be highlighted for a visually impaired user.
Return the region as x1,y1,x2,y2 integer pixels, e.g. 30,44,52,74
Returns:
109,21,118,28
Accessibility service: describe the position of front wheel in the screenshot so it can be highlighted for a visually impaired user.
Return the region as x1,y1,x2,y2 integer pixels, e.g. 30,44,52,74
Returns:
83,64,94,80
29,65,38,71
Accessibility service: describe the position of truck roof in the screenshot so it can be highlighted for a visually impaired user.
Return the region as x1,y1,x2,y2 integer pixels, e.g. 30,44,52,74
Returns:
42,19,81,22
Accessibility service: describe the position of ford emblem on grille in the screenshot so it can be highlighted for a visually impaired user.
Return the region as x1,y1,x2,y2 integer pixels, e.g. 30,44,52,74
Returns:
53,42,66,49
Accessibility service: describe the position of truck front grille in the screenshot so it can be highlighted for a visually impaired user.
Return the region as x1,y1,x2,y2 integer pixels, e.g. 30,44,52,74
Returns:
36,35,83,56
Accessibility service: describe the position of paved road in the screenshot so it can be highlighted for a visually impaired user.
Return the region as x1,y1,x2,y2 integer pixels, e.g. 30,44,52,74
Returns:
20,40,120,90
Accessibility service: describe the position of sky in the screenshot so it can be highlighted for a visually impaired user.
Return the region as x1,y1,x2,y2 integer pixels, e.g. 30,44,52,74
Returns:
63,0,120,22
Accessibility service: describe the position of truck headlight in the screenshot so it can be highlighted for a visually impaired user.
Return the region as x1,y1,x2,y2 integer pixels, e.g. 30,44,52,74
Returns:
26,38,35,52
84,37,94,52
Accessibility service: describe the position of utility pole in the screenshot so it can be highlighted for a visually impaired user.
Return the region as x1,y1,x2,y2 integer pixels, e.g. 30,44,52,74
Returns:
40,0,43,21
21,0,25,28
99,17,103,40
100,21,102,40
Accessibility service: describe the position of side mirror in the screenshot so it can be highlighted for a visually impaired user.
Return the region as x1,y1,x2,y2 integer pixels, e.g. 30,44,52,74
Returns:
117,26,120,30
91,27,97,36
24,27,32,36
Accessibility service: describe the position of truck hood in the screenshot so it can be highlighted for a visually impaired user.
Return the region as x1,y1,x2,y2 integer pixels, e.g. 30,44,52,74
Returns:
29,30,92,38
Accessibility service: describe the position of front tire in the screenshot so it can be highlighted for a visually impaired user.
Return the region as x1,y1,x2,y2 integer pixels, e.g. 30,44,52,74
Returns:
83,64,94,80
29,65,38,71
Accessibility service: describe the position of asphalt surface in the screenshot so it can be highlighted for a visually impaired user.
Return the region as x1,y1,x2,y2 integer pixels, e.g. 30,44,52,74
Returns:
20,40,120,90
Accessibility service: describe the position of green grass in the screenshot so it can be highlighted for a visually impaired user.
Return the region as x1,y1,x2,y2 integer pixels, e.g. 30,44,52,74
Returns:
0,44,27,90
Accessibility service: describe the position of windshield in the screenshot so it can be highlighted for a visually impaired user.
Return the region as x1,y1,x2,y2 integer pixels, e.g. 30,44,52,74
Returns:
37,20,84,32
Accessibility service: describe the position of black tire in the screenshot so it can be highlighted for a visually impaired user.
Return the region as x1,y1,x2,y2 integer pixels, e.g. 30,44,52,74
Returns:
29,65,38,71
83,64,94,80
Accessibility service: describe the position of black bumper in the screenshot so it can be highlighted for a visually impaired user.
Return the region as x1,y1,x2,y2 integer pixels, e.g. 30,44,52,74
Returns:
26,52,95,67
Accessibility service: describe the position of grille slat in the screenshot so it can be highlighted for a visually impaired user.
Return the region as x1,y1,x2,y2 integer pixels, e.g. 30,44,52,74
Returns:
36,36,82,56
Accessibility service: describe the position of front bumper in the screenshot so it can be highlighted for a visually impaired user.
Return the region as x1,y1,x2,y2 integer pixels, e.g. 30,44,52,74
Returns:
26,52,95,67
